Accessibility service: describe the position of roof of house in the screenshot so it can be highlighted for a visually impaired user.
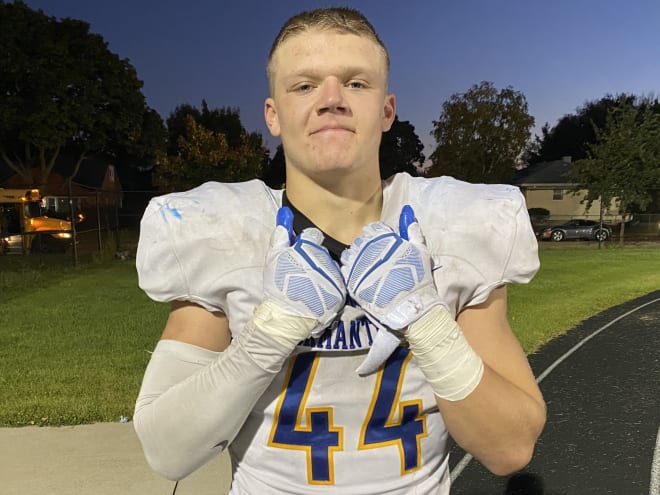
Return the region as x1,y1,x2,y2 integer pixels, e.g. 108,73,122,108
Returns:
0,154,117,191
57,155,114,190
514,158,576,186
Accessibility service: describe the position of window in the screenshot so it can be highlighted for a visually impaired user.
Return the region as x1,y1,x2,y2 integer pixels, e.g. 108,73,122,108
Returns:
552,189,564,200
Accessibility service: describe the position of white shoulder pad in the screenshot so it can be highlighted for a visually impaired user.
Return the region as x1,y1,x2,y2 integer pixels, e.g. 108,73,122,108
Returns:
384,174,539,314
136,180,280,313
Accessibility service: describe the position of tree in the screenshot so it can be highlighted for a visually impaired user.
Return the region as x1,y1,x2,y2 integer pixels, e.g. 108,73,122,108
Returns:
114,107,167,191
166,101,246,154
428,81,534,184
129,108,168,169
526,93,636,164
165,104,202,155
155,116,267,192
161,101,268,190
262,144,286,189
0,1,147,187
570,97,660,242
379,116,424,179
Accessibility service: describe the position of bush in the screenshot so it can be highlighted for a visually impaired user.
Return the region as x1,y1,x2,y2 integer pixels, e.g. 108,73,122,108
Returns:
528,207,550,219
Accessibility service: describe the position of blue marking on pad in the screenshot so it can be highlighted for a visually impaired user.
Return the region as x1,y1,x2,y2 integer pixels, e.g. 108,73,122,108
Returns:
277,207,295,244
158,200,183,222
398,205,416,241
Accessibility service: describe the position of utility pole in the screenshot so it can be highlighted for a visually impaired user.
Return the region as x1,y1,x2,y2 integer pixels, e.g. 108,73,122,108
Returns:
598,193,604,250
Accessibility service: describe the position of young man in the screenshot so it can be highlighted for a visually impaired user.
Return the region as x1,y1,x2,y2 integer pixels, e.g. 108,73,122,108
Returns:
134,7,546,494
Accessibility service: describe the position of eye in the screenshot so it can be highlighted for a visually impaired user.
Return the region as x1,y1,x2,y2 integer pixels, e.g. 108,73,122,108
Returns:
293,83,314,94
346,80,367,89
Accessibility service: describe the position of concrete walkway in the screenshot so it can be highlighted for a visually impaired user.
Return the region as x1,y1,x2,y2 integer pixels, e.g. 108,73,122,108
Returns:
0,422,231,495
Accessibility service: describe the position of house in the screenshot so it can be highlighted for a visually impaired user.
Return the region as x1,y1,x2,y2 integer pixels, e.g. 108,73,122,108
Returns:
1,155,123,225
514,156,624,224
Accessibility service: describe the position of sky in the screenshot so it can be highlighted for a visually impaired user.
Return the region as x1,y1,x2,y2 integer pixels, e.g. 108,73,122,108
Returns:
22,0,660,158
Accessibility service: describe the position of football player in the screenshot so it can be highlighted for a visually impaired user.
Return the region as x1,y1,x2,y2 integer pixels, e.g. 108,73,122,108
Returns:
133,7,546,494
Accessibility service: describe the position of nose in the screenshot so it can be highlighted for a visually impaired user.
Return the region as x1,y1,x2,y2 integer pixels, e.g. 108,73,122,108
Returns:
316,77,348,115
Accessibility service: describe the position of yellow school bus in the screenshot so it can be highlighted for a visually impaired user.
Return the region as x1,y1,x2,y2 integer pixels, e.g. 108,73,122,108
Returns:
0,188,73,254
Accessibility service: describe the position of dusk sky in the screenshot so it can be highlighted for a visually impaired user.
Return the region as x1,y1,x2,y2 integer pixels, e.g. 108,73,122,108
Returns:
23,0,660,158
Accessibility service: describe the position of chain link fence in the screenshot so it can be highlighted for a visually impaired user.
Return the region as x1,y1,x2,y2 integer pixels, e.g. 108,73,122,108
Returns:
3,188,659,264
73,190,160,263
1,190,159,263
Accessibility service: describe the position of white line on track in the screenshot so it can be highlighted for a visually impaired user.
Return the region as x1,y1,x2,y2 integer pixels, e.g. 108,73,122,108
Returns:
651,425,660,495
451,296,660,485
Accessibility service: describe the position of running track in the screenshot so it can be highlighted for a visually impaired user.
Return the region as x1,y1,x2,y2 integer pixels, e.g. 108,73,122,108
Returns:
449,290,660,495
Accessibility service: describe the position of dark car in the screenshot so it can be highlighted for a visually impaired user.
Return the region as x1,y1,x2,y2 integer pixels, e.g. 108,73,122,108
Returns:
541,219,612,242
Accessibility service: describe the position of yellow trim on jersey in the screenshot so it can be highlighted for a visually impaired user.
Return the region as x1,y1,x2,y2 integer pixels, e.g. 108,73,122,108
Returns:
358,349,428,474
268,352,344,485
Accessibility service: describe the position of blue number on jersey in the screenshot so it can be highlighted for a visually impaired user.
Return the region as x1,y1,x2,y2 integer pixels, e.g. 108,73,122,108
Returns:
269,347,426,485
269,352,344,484
359,346,426,473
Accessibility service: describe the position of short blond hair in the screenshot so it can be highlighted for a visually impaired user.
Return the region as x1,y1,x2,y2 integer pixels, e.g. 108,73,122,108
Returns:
267,7,390,91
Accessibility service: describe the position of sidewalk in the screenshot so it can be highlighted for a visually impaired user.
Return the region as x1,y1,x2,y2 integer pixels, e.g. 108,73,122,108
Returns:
0,422,231,495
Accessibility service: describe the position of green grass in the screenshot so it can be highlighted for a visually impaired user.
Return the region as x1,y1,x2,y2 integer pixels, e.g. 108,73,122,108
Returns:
0,244,658,427
509,244,660,352
0,258,168,427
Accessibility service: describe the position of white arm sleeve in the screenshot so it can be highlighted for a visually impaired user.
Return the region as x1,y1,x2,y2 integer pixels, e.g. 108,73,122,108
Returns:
133,301,314,481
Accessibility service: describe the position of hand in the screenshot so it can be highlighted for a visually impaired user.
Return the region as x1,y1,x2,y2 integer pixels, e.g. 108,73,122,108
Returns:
341,205,443,331
264,207,346,336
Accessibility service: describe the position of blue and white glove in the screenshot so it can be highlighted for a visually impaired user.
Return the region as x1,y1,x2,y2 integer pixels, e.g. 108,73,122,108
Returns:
341,205,443,331
264,207,347,337
341,205,444,375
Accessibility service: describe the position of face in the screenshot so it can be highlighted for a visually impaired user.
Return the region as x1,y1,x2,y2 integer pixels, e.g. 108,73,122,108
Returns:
265,29,395,180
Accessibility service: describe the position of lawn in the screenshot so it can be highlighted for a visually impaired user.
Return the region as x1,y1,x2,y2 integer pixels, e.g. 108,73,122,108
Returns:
0,243,658,427
508,244,660,352
0,257,168,427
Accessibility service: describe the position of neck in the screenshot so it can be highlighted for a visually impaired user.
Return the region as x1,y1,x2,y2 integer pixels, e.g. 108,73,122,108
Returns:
285,170,383,245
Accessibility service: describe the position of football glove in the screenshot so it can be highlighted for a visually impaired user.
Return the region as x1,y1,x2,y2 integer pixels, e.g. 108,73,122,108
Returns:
264,207,347,336
341,205,445,375
340,205,443,331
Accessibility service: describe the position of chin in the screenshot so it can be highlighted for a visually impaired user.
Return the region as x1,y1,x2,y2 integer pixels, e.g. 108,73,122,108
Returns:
314,160,357,176
287,149,364,178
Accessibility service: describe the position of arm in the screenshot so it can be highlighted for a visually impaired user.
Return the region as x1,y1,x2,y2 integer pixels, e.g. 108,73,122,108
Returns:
162,300,232,350
133,299,315,481
133,212,347,481
437,286,545,475
342,207,545,476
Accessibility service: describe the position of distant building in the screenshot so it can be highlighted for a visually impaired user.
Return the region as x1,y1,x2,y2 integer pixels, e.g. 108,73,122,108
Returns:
0,156,123,226
1,155,123,225
514,156,624,223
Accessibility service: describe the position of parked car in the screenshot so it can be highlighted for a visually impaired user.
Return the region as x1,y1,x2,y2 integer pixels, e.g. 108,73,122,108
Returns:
541,219,612,242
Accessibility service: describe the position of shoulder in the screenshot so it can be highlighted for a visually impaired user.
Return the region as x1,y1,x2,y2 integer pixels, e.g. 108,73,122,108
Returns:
385,173,526,216
136,180,281,312
140,180,279,222
385,173,539,313
384,174,529,244
139,180,280,251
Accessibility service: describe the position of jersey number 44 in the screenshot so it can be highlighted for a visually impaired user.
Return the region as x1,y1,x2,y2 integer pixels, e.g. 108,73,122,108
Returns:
268,347,428,485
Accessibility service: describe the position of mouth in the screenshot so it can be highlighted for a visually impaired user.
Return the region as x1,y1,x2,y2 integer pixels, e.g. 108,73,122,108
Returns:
310,125,355,136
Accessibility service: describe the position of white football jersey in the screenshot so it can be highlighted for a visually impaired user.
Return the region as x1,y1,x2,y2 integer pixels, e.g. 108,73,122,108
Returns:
136,173,539,494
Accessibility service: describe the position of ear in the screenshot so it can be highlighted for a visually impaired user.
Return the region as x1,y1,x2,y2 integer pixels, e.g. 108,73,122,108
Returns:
381,93,396,132
264,97,281,137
